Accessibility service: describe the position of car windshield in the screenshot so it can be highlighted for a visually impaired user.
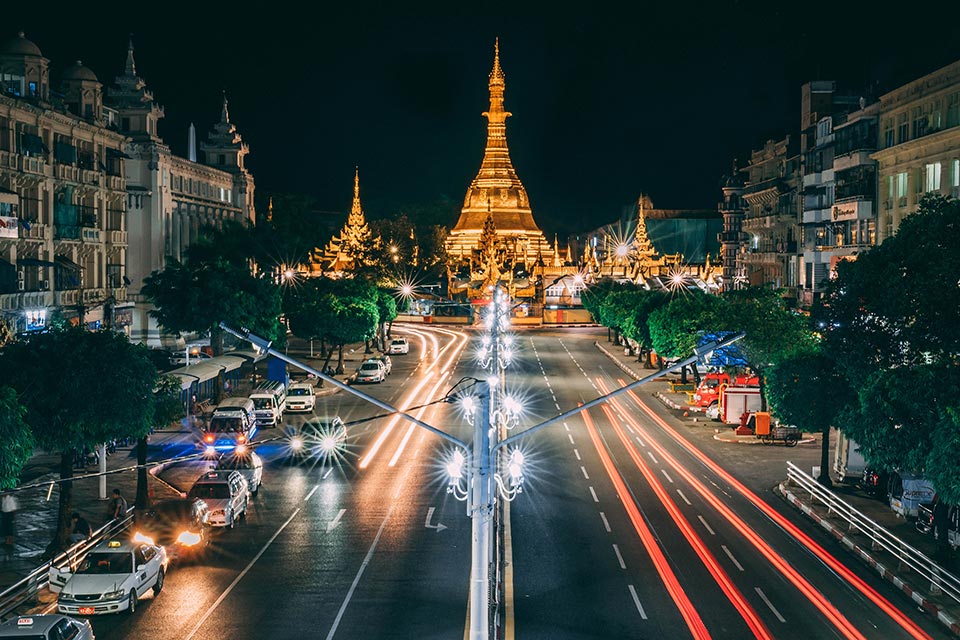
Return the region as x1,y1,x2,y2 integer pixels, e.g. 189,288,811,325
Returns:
288,388,311,396
77,551,133,575
189,484,230,500
360,363,380,371
208,417,242,433
392,339,405,345
252,398,272,409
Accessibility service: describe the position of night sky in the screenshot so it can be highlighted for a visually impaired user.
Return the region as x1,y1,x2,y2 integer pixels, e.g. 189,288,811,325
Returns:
6,3,960,237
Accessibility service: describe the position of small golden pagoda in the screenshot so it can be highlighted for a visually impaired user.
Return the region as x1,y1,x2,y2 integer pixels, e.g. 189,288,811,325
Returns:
318,167,376,274
446,39,555,299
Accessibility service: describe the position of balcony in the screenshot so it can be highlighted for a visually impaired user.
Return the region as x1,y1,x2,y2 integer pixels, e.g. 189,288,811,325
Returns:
81,227,103,243
18,154,45,176
102,175,125,191
110,287,127,302
107,230,127,245
82,288,106,305
55,164,81,182
80,169,100,185
0,149,17,170
19,222,49,241
54,289,81,307
0,290,52,311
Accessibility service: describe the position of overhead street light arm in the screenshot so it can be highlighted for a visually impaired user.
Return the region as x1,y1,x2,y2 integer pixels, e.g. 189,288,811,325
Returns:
220,323,469,449
493,332,745,454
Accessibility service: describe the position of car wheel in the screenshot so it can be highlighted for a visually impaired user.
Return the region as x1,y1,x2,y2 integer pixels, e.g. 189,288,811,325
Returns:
153,567,164,596
128,589,137,614
228,511,235,529
252,483,259,497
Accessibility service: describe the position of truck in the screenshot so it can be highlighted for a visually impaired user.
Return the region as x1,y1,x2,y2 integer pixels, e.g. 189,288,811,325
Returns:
833,432,866,484
887,472,936,518
691,372,760,408
708,386,762,425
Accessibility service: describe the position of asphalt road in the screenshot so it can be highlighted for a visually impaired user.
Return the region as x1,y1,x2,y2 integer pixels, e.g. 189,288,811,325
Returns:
53,325,951,639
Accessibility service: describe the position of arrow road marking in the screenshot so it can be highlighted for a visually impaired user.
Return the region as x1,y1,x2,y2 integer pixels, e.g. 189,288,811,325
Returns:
326,509,346,533
425,506,447,532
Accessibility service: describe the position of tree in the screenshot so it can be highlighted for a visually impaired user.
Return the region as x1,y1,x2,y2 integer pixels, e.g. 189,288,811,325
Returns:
649,291,727,364
0,387,34,490
136,375,184,510
620,290,669,367
766,351,855,486
331,300,379,373
0,329,159,551
376,289,398,350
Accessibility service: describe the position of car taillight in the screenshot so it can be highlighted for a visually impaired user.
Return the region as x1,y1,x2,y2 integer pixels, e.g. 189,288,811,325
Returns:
204,434,214,443
237,434,246,443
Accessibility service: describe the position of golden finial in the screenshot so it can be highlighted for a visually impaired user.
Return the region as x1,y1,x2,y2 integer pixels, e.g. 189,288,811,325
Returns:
490,37,505,85
351,166,362,216
267,196,273,222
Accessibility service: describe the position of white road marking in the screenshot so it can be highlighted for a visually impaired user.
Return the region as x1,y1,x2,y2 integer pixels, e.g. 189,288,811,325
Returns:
612,544,626,569
755,587,786,622
676,489,691,505
580,466,590,480
574,449,581,460
722,545,744,571
564,423,570,432
635,436,646,447
304,484,320,501
323,467,334,480
589,486,599,503
184,507,301,640
326,509,346,532
627,585,648,620
697,515,716,536
555,403,562,411
660,469,673,484
424,506,447,532
568,433,575,445
599,512,611,532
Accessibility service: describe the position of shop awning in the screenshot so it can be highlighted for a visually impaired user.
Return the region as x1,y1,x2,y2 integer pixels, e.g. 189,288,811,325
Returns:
18,257,56,267
55,254,82,271
105,147,133,159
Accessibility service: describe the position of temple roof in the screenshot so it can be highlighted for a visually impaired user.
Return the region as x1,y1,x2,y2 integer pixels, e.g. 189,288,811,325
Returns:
451,39,542,235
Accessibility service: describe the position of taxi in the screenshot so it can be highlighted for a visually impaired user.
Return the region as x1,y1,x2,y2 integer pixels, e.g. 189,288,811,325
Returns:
49,538,167,615
0,615,94,639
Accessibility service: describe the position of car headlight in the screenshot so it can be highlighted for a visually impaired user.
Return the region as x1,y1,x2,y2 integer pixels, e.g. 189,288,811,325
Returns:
177,530,202,546
132,531,155,546
104,589,125,600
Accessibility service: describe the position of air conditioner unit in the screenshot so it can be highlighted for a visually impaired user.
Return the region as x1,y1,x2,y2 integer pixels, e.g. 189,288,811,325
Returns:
18,281,24,291
40,279,49,291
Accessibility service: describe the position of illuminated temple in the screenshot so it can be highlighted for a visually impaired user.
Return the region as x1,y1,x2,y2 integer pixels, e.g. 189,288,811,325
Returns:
446,40,560,301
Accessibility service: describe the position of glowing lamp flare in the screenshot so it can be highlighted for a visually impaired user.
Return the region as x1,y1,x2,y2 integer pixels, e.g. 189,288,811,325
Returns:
132,531,155,546
504,396,522,416
290,436,304,451
447,450,466,479
177,530,202,546
204,446,216,457
507,449,524,481
319,436,339,453
235,444,248,454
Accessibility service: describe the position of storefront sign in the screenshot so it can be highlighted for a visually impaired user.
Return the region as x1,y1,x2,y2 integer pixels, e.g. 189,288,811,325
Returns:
0,216,18,239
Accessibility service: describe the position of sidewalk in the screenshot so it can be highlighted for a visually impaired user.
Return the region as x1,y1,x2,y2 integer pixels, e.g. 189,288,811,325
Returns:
594,338,960,636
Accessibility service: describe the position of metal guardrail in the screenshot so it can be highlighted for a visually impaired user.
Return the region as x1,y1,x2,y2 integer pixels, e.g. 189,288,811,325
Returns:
785,461,960,605
0,508,135,620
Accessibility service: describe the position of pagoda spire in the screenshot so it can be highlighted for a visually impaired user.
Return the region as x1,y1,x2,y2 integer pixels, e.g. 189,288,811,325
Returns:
350,166,362,218
482,37,511,153
125,34,136,76
220,90,230,123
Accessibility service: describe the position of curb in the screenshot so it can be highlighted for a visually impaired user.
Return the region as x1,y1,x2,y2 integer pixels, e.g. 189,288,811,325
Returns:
777,481,960,637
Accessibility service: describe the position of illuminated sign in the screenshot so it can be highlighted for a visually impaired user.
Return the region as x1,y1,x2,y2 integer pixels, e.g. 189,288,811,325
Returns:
0,216,17,239
831,200,872,221
25,309,46,332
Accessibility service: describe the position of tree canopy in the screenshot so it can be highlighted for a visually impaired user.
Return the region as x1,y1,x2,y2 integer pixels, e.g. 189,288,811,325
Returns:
0,387,34,491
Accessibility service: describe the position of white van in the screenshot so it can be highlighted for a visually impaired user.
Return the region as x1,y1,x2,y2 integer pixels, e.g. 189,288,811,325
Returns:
249,381,286,427
204,397,257,450
187,470,249,528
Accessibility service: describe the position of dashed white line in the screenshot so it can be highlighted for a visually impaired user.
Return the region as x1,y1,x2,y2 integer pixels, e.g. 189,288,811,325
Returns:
580,466,590,480
697,515,716,536
627,585,648,620
612,544,626,569
660,469,673,484
755,587,786,622
563,422,570,431
646,451,659,464
722,545,744,571
323,467,334,480
574,449,581,461
554,403,562,411
589,486,599,503
676,489,691,505
635,436,646,447
568,433,575,445
599,512,611,532
304,485,320,501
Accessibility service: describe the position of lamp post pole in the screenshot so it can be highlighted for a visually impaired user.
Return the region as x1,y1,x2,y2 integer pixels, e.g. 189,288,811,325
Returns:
470,384,493,640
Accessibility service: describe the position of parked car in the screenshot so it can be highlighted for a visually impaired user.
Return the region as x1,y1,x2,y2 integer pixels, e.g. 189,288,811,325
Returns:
387,337,409,355
50,538,166,615
354,360,386,384
286,382,316,413
0,615,94,639
135,498,211,562
375,354,393,375
214,449,263,496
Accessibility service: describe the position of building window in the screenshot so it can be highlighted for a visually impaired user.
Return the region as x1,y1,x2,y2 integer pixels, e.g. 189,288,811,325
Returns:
948,93,960,128
28,81,37,96
882,119,895,148
896,171,908,205
925,163,942,192
953,159,960,188
897,112,909,144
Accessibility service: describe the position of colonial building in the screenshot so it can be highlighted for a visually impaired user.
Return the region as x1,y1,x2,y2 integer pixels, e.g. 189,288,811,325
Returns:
445,40,557,301
0,32,131,334
872,59,960,243
109,39,256,346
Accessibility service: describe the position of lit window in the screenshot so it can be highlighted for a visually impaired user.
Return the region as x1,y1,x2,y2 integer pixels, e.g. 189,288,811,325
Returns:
952,159,960,188
925,163,941,192
896,172,908,199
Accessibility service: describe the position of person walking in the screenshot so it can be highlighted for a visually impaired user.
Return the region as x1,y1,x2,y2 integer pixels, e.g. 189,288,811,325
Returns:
68,512,92,544
109,488,127,522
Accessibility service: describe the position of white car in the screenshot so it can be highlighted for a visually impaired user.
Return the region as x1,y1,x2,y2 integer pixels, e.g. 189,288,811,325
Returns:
214,449,263,496
169,350,212,367
50,538,167,615
285,382,316,413
0,615,94,639
354,361,386,383
387,337,409,355
187,470,249,527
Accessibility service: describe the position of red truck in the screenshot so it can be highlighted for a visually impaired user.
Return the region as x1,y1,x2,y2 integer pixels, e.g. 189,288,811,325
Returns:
691,372,760,408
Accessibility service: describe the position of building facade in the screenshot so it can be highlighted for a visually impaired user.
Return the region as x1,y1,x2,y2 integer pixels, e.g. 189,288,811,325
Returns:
0,32,131,334
108,40,256,346
872,60,960,243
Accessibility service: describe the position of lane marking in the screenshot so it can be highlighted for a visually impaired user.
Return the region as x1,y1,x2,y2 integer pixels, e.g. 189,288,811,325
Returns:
599,511,611,532
635,436,646,448
567,433,575,445
755,588,786,623
323,467,334,480
304,484,320,501
676,489,692,505
564,423,570,432
184,507,301,640
722,545,744,572
327,509,346,532
424,506,447,532
574,449,581,461
580,466,590,480
697,515,716,536
627,584,649,620
660,469,674,484
646,451,659,464
589,486,599,503
612,544,626,569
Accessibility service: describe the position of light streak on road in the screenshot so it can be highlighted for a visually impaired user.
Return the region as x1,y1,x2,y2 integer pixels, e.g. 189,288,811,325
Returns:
596,379,871,640
614,382,935,640
596,399,771,639
581,408,712,640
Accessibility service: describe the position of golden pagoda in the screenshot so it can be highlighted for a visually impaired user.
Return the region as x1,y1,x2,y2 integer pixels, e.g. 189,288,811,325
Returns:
446,39,554,296
320,167,375,273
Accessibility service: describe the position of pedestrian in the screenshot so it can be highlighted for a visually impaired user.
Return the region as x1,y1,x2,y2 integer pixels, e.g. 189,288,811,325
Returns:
1,493,18,547
68,512,92,544
109,488,128,522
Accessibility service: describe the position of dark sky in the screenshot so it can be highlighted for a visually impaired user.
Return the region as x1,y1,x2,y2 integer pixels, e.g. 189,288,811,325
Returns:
7,3,960,236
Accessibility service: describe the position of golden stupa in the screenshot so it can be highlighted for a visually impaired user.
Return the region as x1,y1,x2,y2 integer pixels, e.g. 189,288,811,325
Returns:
446,39,555,294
